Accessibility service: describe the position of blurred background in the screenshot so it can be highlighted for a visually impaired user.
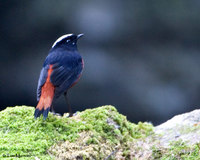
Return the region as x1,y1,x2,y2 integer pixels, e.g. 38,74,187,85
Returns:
1,1,200,125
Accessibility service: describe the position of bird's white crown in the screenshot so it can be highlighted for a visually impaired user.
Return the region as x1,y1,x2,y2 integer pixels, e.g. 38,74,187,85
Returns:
52,34,73,48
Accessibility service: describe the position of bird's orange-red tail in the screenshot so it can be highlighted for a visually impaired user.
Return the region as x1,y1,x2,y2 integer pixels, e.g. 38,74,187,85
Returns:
34,65,55,119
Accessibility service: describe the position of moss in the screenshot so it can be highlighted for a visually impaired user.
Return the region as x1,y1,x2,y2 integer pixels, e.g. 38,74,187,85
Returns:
0,105,153,159
0,106,86,159
49,105,154,159
79,106,153,141
1,105,200,159
151,140,200,160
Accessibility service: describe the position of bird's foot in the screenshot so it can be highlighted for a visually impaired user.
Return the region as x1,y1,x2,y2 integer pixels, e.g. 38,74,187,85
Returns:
50,111,61,116
69,112,73,117
64,112,74,118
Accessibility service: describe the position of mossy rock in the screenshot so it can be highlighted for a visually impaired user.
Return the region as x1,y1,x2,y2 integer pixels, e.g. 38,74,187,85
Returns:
0,105,153,159
1,105,200,159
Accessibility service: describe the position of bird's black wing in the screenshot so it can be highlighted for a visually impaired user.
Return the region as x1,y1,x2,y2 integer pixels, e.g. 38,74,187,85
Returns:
36,65,49,101
50,60,83,99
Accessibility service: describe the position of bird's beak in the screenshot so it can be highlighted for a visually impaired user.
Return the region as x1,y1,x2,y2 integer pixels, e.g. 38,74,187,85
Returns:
77,33,84,39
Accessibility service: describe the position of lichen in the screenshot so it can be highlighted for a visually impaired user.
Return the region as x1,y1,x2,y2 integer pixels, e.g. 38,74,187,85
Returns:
0,105,153,159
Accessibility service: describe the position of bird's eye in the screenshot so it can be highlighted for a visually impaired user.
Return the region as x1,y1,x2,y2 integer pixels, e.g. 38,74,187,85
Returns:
66,39,70,43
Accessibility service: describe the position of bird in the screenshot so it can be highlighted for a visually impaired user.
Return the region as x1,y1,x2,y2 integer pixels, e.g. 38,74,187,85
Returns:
34,33,84,119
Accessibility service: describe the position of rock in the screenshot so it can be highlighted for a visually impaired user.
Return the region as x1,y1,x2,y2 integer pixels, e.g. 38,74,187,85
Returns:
155,109,200,147
138,109,200,159
0,105,200,159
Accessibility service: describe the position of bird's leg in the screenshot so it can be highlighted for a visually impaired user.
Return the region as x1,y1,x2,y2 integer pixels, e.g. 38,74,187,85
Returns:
64,92,73,117
50,103,61,116
50,104,56,115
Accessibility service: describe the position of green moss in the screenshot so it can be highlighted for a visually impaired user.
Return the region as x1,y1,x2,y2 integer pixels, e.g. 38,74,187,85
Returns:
162,141,200,159
0,106,85,159
79,106,153,143
152,141,200,160
50,105,154,159
0,105,153,159
2,105,199,159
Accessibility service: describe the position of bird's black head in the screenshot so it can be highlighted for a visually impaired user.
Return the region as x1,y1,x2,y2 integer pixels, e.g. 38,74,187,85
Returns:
52,33,84,50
